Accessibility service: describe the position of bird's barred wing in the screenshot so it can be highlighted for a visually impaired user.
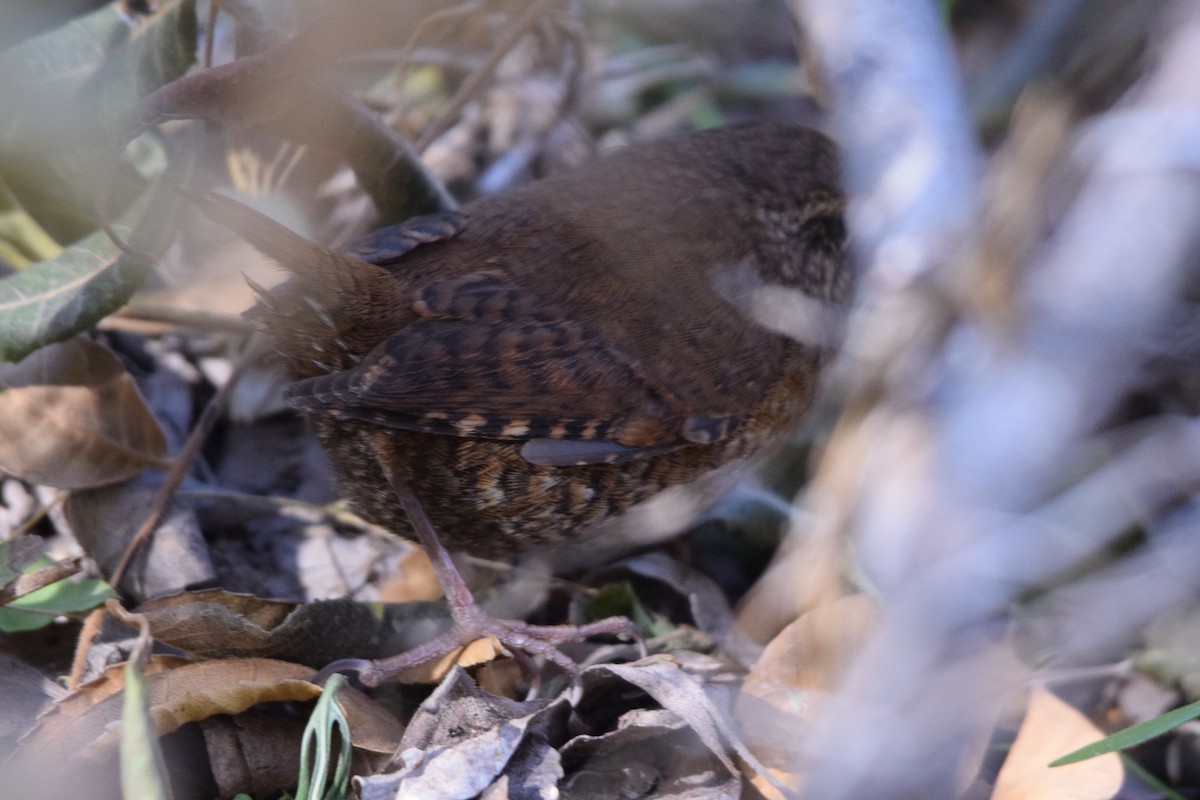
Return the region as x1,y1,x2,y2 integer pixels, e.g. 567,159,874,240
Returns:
285,274,762,466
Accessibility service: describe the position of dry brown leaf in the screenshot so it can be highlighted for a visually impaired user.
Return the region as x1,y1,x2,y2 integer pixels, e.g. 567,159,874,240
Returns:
582,656,789,797
0,337,168,488
378,547,444,602
749,766,803,800
363,667,569,800
13,656,402,799
397,634,508,685
200,711,312,799
559,707,740,799
134,589,297,657
20,657,319,760
19,656,402,761
131,588,510,683
742,593,880,712
0,648,68,741
38,654,191,721
734,594,879,784
132,588,457,673
992,687,1124,800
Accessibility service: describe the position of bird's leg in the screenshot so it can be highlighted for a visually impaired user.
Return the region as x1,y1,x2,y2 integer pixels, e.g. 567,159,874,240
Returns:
315,466,639,692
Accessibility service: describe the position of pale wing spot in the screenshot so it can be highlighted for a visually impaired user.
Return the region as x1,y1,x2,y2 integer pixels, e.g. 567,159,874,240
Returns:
457,413,488,433
501,420,531,437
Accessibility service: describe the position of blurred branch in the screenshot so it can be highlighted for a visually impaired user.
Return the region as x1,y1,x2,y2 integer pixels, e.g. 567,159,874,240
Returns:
966,0,1088,133
1024,497,1200,668
791,0,1200,796
414,0,561,153
794,0,980,292
134,0,459,221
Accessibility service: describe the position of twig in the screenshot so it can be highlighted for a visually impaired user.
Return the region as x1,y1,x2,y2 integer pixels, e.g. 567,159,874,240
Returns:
0,558,82,607
414,0,560,154
109,336,269,591
101,220,160,268
67,607,108,691
109,302,255,333
11,490,68,537
390,0,484,100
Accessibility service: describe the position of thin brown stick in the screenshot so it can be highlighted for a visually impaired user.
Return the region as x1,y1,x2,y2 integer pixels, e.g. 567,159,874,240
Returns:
67,606,108,691
0,558,83,607
109,335,268,590
414,0,560,153
391,0,484,100
101,220,159,267
12,490,67,537
106,600,154,666
110,302,255,333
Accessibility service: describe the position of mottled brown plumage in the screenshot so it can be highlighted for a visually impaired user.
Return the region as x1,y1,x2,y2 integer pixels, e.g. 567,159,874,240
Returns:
207,122,847,560
199,122,846,685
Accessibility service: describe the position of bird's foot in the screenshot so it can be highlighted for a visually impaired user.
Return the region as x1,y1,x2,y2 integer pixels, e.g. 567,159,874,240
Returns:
315,465,642,694
315,608,639,691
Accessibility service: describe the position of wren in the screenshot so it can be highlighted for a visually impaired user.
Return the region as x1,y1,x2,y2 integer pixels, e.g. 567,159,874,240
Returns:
199,121,848,685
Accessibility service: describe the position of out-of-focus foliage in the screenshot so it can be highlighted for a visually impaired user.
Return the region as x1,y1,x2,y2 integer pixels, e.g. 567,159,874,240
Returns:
0,0,195,361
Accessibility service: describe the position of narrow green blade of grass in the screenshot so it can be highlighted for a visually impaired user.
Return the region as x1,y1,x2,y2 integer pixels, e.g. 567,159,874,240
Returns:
121,658,174,800
1120,753,1187,800
1050,697,1200,767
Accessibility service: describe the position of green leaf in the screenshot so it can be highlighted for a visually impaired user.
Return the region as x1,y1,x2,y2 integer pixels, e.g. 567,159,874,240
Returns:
0,559,115,632
0,0,196,241
588,581,671,638
121,656,175,800
0,220,149,362
1050,697,1200,767
0,180,175,362
0,175,61,268
0,0,197,149
1120,753,1187,800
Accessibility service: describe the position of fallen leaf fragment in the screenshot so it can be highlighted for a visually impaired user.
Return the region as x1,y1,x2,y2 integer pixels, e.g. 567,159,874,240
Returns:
0,337,168,488
18,657,401,762
378,547,443,602
993,687,1124,800
742,593,880,705
132,588,509,682
559,707,740,799
733,593,879,781
359,666,569,800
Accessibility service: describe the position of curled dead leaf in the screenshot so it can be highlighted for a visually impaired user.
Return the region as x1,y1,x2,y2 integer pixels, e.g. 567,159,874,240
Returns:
0,337,168,488
10,656,402,799
18,656,402,761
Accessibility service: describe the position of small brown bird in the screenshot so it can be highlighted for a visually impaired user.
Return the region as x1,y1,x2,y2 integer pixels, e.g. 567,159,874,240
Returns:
199,121,847,684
